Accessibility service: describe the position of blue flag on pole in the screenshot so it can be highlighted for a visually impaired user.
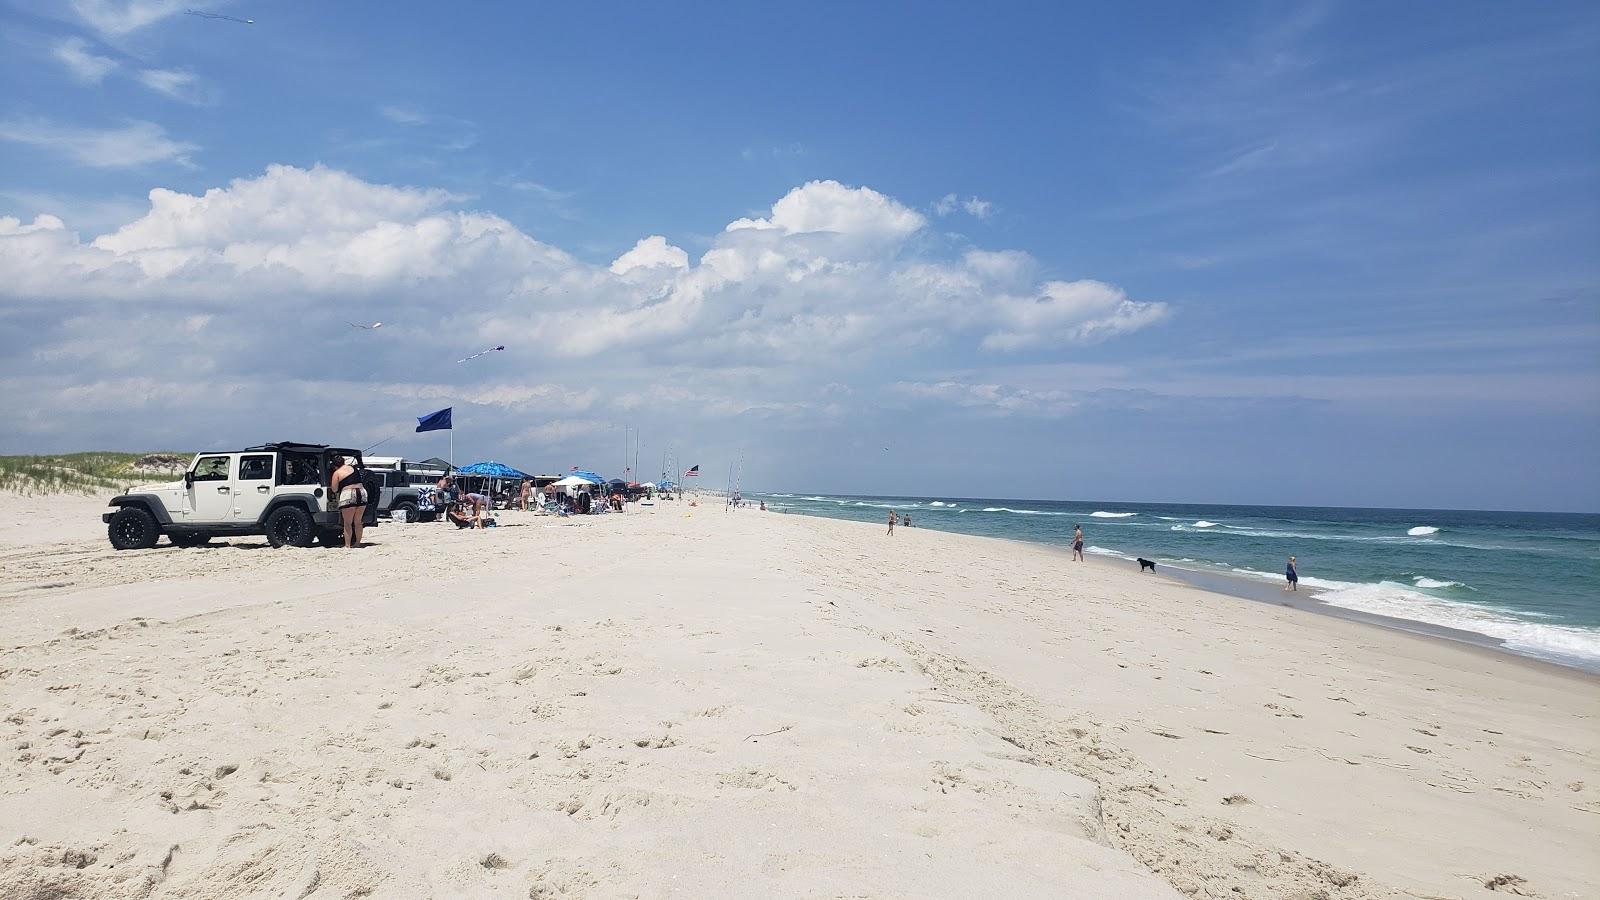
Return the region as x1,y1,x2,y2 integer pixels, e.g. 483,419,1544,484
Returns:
415,407,453,432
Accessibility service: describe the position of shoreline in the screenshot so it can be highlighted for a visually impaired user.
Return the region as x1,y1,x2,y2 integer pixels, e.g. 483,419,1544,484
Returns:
766,501,1600,677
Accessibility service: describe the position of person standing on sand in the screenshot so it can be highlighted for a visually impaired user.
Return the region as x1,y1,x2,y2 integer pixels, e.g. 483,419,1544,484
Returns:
1072,524,1084,562
329,454,366,548
1285,556,1299,591
887,509,896,536
519,479,531,511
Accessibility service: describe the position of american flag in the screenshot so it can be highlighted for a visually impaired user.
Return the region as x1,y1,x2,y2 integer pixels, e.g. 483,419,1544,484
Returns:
685,465,699,477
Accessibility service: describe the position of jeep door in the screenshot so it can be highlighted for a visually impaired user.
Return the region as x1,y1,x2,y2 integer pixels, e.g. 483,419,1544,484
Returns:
233,452,276,523
188,453,236,523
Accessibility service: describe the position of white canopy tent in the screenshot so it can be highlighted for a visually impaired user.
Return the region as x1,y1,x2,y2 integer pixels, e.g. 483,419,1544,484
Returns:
550,475,597,490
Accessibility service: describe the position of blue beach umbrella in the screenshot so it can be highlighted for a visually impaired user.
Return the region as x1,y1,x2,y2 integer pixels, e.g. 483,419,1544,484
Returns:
456,461,530,479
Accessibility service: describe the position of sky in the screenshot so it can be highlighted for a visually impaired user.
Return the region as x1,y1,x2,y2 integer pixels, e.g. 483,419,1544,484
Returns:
0,1,1596,512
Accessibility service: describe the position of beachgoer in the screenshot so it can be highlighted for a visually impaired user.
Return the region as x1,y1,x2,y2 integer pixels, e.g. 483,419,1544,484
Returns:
519,479,531,511
1285,556,1298,591
463,490,488,527
329,454,366,548
887,509,896,536
1072,524,1084,562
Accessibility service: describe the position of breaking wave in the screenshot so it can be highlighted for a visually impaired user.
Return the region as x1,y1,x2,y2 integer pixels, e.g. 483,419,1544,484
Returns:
1408,526,1440,536
1090,511,1137,518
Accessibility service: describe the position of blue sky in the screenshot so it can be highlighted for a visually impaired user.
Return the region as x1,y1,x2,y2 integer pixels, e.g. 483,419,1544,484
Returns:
1,1,1596,511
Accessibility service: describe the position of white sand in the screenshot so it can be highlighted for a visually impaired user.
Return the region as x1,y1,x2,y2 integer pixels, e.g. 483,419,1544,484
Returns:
1,493,1595,899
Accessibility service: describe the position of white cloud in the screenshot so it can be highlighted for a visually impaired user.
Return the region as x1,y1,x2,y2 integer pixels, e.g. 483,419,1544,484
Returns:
610,235,689,275
506,420,607,447
137,68,213,104
71,0,185,36
726,180,926,244
933,193,995,220
379,105,429,126
0,166,1169,459
981,280,1170,351
892,380,1079,417
52,37,118,84
0,118,197,168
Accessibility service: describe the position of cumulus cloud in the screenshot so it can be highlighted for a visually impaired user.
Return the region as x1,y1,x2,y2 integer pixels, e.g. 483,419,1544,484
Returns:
0,165,1167,458
53,37,118,84
0,118,197,168
610,235,689,275
726,180,926,245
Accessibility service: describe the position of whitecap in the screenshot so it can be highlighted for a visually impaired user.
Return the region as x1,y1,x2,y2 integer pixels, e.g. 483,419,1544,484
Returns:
1412,576,1464,590
1408,526,1439,536
1090,511,1136,518
1085,545,1131,559
1192,520,1219,528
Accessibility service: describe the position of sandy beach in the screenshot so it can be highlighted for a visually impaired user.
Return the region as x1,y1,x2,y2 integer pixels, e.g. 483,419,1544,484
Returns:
1,492,1595,899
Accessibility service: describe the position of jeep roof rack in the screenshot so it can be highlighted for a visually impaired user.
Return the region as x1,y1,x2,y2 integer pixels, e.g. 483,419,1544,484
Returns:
242,442,332,454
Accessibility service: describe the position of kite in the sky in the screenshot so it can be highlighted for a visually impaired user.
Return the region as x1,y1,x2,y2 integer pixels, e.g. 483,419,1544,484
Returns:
347,321,382,330
456,345,506,363
185,9,254,24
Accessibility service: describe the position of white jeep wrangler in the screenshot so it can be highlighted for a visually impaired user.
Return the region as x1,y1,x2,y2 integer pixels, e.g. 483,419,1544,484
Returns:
102,442,380,549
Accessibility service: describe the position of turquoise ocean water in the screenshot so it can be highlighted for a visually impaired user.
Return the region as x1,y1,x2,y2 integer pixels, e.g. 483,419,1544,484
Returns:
753,493,1600,672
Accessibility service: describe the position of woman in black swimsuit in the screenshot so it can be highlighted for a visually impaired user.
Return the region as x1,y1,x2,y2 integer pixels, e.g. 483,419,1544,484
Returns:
1072,524,1084,562
329,454,366,548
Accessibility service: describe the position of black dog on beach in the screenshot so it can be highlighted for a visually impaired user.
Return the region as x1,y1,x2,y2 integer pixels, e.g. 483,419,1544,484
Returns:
1137,557,1156,573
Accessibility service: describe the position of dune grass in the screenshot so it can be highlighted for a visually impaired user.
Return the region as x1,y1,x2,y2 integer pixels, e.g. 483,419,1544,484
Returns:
0,452,190,497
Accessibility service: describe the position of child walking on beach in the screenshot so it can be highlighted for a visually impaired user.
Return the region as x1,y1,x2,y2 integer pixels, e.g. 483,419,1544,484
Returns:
1072,524,1084,562
1285,556,1298,591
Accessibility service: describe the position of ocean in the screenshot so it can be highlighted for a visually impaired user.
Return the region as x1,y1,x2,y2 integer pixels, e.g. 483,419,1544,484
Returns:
752,493,1600,672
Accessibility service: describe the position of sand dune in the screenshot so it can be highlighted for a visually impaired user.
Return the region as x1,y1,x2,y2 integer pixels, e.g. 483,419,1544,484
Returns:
1,493,1594,898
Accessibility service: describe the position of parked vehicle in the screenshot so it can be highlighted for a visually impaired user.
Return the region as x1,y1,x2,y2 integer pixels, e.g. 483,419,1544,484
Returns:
102,442,380,549
363,456,451,520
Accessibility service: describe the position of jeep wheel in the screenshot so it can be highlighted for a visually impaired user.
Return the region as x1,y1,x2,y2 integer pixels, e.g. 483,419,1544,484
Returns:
108,506,160,550
265,506,314,548
392,500,417,522
317,529,344,548
170,533,211,548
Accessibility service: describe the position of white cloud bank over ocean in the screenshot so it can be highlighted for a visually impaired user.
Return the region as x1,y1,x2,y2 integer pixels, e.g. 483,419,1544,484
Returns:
0,165,1167,464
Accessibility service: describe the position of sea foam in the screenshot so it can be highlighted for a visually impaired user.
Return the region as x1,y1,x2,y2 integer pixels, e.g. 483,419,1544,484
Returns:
1090,511,1136,518
1408,526,1440,536
1312,581,1600,666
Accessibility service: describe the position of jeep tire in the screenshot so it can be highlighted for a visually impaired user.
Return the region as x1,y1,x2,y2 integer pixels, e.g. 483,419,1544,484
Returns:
392,499,417,522
265,506,314,548
108,506,160,550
